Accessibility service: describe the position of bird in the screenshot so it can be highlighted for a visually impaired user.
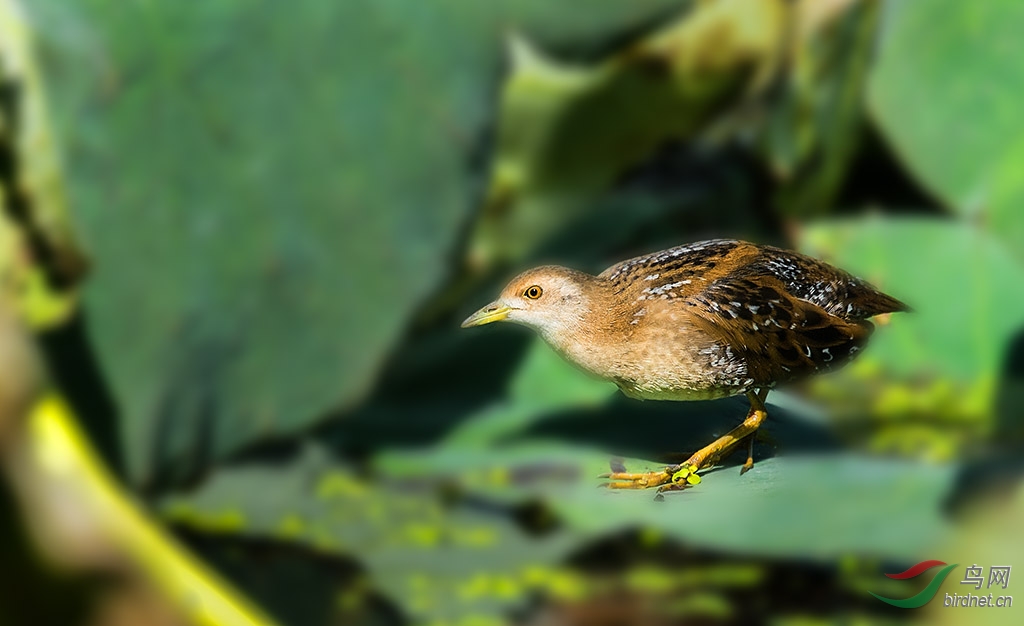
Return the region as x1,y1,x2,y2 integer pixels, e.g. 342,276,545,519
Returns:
461,239,907,491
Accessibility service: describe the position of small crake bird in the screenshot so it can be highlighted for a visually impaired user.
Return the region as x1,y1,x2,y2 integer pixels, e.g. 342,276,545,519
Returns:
462,239,907,492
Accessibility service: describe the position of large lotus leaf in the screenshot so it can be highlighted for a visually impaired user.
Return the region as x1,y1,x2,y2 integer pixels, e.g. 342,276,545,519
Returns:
868,0,1024,252
23,0,687,482
164,441,957,624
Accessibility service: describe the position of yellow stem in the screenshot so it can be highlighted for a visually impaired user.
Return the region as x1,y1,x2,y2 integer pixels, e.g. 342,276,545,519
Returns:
22,394,278,626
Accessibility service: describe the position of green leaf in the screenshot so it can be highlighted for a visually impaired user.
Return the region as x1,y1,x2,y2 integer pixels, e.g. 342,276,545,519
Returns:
800,217,1024,381
558,454,955,561
798,217,1024,459
24,0,688,483
869,0,1024,251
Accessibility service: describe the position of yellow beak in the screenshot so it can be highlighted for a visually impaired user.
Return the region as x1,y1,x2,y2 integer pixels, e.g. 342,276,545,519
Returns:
461,303,511,328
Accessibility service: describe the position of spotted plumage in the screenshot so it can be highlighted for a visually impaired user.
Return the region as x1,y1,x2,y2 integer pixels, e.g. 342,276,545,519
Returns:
462,239,907,489
595,239,906,399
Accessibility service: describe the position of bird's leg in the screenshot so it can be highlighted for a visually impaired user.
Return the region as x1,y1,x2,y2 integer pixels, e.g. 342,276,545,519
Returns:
601,389,769,490
740,434,755,475
739,389,769,474
684,389,768,470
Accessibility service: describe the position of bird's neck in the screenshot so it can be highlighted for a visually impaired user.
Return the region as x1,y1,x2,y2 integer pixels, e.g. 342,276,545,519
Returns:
537,279,623,378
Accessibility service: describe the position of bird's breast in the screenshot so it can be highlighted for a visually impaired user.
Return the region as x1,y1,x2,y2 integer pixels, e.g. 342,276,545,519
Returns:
548,311,732,400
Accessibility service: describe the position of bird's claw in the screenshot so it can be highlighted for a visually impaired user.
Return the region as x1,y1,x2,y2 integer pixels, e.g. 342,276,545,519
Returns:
740,458,754,475
599,463,701,490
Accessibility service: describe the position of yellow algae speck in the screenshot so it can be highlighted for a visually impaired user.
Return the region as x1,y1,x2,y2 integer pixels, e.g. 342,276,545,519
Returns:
405,523,442,548
457,573,490,601
275,514,306,539
546,569,587,601
455,615,506,626
625,566,675,594
487,466,509,486
315,472,367,499
161,504,247,534
452,526,498,548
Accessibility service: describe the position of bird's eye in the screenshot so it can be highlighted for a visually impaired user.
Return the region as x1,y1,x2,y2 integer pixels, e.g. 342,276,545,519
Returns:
524,285,543,299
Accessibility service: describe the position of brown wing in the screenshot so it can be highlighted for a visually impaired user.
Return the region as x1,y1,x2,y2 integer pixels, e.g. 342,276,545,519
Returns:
735,244,908,320
600,239,751,304
686,275,874,389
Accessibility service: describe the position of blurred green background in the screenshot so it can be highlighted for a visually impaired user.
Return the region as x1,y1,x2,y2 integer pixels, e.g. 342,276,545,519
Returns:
2,0,1024,624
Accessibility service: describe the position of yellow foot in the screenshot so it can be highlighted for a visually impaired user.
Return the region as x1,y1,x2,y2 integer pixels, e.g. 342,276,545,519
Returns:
600,390,770,490
599,463,702,490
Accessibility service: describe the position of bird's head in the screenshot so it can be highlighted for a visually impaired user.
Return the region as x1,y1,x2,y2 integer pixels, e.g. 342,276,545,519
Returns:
461,266,594,342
